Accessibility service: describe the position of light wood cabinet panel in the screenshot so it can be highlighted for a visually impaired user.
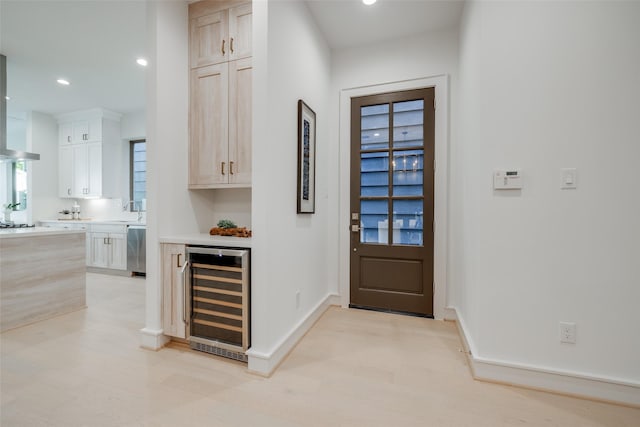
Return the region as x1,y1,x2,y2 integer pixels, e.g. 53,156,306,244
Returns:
228,3,252,61
188,1,252,189
228,57,252,185
189,63,229,187
190,10,228,68
162,244,187,339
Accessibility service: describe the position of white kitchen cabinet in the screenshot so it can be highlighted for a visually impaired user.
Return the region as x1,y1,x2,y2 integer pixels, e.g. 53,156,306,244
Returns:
56,109,121,199
59,145,74,197
87,224,127,270
189,2,251,68
161,243,188,339
59,116,102,144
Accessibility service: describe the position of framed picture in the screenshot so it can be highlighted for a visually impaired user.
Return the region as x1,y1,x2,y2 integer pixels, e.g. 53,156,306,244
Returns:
297,100,316,214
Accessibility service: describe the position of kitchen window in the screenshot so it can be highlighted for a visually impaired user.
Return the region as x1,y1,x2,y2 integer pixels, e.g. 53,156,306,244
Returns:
1,160,27,211
129,140,146,210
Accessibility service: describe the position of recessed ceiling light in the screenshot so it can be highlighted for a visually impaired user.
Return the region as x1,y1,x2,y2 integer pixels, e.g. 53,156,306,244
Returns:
363,0,377,5
136,58,148,67
57,79,70,86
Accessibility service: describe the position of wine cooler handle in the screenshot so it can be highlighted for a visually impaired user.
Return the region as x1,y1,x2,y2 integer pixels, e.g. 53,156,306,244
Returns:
181,260,190,323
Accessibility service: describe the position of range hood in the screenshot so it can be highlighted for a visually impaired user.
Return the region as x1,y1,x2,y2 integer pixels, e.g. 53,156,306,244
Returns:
0,54,40,161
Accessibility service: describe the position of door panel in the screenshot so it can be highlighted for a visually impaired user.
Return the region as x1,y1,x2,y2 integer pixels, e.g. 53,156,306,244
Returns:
350,88,435,317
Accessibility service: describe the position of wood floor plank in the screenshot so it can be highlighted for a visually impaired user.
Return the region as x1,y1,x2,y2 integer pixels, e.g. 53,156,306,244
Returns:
1,273,638,426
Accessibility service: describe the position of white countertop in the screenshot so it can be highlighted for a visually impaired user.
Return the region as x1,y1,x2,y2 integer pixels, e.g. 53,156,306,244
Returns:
159,233,252,248
0,227,86,239
39,219,146,226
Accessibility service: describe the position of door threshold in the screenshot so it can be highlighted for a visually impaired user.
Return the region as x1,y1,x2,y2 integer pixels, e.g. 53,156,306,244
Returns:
348,304,434,319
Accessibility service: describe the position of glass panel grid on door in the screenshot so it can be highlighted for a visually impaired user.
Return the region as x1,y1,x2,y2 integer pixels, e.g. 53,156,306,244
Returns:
359,99,425,246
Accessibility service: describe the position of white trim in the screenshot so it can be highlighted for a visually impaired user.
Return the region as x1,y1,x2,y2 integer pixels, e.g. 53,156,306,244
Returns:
140,327,170,350
247,293,340,376
452,307,640,407
338,75,450,319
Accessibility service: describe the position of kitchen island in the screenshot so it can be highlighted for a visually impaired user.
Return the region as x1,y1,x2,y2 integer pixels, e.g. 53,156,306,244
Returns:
0,227,86,332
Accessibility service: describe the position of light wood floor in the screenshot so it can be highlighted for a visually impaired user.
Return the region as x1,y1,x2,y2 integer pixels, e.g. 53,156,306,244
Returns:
1,273,638,426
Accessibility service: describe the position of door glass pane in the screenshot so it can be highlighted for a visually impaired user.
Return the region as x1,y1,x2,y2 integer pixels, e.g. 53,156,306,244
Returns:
360,199,388,244
393,100,423,149
361,104,389,150
392,149,423,196
392,199,423,246
361,152,388,197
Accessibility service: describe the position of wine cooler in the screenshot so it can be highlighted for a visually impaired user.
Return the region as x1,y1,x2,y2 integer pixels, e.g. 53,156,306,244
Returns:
185,246,250,362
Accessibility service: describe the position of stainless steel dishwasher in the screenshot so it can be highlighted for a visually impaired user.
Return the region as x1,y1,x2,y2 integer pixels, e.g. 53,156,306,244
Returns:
127,225,146,275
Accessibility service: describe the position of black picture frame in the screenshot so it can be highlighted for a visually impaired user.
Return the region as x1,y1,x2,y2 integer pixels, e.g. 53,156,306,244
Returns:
297,100,316,214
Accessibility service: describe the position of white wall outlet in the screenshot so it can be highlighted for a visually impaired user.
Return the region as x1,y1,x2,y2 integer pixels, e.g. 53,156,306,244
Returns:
295,290,300,309
560,321,576,344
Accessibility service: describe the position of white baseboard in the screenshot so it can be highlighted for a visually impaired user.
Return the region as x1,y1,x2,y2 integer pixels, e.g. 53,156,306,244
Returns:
246,293,340,376
140,327,170,350
443,306,458,321
451,307,640,407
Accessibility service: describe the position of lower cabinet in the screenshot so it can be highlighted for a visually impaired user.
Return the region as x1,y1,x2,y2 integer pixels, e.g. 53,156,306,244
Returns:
87,225,127,270
161,243,187,339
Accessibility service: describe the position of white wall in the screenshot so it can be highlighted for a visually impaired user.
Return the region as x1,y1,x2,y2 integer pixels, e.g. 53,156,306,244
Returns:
29,111,63,222
143,0,191,346
249,0,331,369
119,110,147,204
454,0,640,384
121,109,146,141
329,28,459,315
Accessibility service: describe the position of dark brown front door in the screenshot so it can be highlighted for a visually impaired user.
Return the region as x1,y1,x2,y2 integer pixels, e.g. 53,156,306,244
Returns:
350,88,435,317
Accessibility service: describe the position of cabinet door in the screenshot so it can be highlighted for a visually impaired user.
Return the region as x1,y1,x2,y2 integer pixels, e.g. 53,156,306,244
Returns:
161,244,187,339
228,3,252,61
86,142,102,198
190,10,228,68
72,144,89,197
228,58,252,185
59,122,73,145
189,63,229,187
108,233,127,270
88,232,109,268
73,120,89,143
59,145,74,198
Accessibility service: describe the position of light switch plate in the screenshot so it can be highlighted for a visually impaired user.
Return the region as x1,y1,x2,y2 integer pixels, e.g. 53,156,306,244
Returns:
561,168,577,189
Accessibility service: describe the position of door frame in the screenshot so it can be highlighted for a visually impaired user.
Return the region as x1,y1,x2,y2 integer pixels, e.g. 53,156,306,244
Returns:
338,75,450,320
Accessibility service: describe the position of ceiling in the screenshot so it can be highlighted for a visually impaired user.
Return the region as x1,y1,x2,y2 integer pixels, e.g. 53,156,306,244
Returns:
0,0,463,118
0,0,146,117
306,0,464,50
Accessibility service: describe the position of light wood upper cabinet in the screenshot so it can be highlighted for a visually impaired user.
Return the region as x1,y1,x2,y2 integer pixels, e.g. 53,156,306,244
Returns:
190,10,228,68
189,63,229,187
190,2,251,68
228,3,252,61
188,1,252,189
228,57,252,185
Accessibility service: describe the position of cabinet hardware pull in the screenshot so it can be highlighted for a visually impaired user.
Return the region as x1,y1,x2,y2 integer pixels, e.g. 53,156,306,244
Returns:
221,161,226,175
177,253,182,268
104,237,107,245
67,188,71,195
221,39,226,56
67,136,71,142
230,37,234,53
230,161,234,175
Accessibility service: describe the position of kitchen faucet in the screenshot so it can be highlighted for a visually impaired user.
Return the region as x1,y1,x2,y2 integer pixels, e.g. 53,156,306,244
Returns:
123,200,143,222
